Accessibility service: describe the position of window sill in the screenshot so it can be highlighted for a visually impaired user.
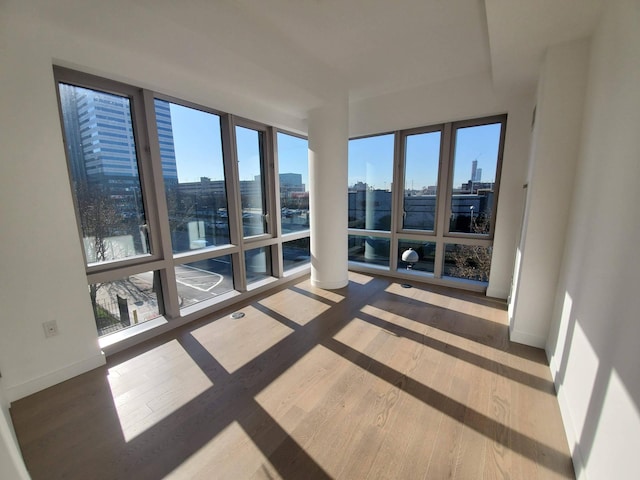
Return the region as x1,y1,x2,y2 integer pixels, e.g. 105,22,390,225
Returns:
98,316,168,351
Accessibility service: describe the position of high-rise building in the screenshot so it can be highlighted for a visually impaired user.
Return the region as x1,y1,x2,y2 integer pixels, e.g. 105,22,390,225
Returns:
58,84,177,187
154,100,178,182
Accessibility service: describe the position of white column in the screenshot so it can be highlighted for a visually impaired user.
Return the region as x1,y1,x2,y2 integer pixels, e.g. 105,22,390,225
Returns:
308,95,349,289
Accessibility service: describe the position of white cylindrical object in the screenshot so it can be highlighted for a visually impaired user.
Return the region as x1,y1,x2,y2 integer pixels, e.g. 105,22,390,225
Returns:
308,94,349,289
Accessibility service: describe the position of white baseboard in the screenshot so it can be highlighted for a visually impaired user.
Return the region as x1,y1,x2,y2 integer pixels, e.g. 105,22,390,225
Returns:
486,286,509,300
509,326,547,348
6,352,106,403
549,356,588,480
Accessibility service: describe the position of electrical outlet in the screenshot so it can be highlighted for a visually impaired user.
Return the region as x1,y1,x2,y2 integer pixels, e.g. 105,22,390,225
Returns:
43,320,58,338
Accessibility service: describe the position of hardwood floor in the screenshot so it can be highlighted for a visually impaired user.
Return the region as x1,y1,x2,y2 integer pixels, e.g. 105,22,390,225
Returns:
11,272,575,479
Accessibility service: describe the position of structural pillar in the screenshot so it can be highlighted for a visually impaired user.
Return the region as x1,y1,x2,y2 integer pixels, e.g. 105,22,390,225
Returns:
308,94,349,289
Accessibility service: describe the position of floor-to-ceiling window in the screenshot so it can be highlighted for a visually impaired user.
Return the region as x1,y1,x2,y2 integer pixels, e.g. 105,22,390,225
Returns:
348,116,506,289
55,67,309,338
347,133,395,266
276,132,311,272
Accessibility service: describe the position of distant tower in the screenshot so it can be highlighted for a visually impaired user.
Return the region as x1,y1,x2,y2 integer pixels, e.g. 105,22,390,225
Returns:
58,85,178,185
475,168,482,182
471,160,478,182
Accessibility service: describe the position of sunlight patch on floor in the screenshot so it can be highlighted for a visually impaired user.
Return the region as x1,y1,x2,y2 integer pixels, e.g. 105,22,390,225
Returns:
293,280,346,302
385,283,506,324
258,288,331,326
191,305,294,373
107,340,213,442
165,421,282,480
346,271,375,285
255,345,346,421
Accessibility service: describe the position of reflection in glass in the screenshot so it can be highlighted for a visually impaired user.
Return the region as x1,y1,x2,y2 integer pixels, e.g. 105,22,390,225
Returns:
176,255,234,309
283,237,311,271
348,235,390,267
403,131,441,231
278,132,309,234
236,126,267,237
348,134,394,231
154,100,230,254
89,271,162,337
59,83,150,265
443,243,492,283
245,247,272,284
449,123,502,234
397,240,436,273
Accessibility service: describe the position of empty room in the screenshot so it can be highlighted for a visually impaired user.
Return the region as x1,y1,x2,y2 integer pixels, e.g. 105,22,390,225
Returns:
1,1,638,479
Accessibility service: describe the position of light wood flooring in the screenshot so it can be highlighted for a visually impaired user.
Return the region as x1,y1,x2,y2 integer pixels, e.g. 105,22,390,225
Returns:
11,272,574,479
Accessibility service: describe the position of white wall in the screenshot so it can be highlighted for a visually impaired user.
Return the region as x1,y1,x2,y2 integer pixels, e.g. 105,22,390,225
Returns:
349,72,535,299
0,380,30,479
0,0,531,403
0,9,107,402
509,39,591,347
0,0,532,409
546,1,640,478
0,0,323,402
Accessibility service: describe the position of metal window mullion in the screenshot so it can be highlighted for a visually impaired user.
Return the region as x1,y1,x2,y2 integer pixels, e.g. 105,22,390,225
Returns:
172,244,240,265
270,129,285,278
140,90,181,319
434,123,453,278
240,236,280,251
347,228,392,238
282,230,311,242
223,114,247,292
489,115,508,238
263,126,277,238
390,130,404,272
86,258,169,285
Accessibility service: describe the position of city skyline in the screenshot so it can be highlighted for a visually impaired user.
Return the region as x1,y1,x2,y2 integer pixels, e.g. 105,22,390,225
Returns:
348,123,502,191
168,102,309,188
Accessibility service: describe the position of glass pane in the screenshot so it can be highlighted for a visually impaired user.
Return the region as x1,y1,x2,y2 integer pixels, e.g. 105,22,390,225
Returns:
236,126,267,236
176,255,234,309
245,246,272,284
348,134,394,231
449,123,502,234
283,237,311,271
403,131,441,231
397,240,436,273
59,83,151,265
89,271,162,337
154,100,230,254
443,244,492,283
277,132,309,234
348,235,390,266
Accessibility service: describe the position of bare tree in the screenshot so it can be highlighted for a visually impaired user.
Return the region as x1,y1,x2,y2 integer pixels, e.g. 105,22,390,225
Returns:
75,182,126,327
447,211,492,282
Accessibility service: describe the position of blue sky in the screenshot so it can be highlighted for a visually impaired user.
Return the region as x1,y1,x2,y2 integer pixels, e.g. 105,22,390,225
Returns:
169,103,224,182
167,101,500,192
348,123,502,191
168,103,308,188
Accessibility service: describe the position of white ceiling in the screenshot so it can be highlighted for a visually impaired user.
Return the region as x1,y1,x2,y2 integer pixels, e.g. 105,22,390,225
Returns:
485,0,604,92
8,0,604,114
233,0,492,101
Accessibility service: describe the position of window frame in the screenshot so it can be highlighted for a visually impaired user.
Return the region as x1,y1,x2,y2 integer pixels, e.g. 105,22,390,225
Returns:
396,123,446,236
348,115,507,290
54,67,167,276
273,129,311,277
444,115,507,240
347,131,396,233
54,67,310,341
